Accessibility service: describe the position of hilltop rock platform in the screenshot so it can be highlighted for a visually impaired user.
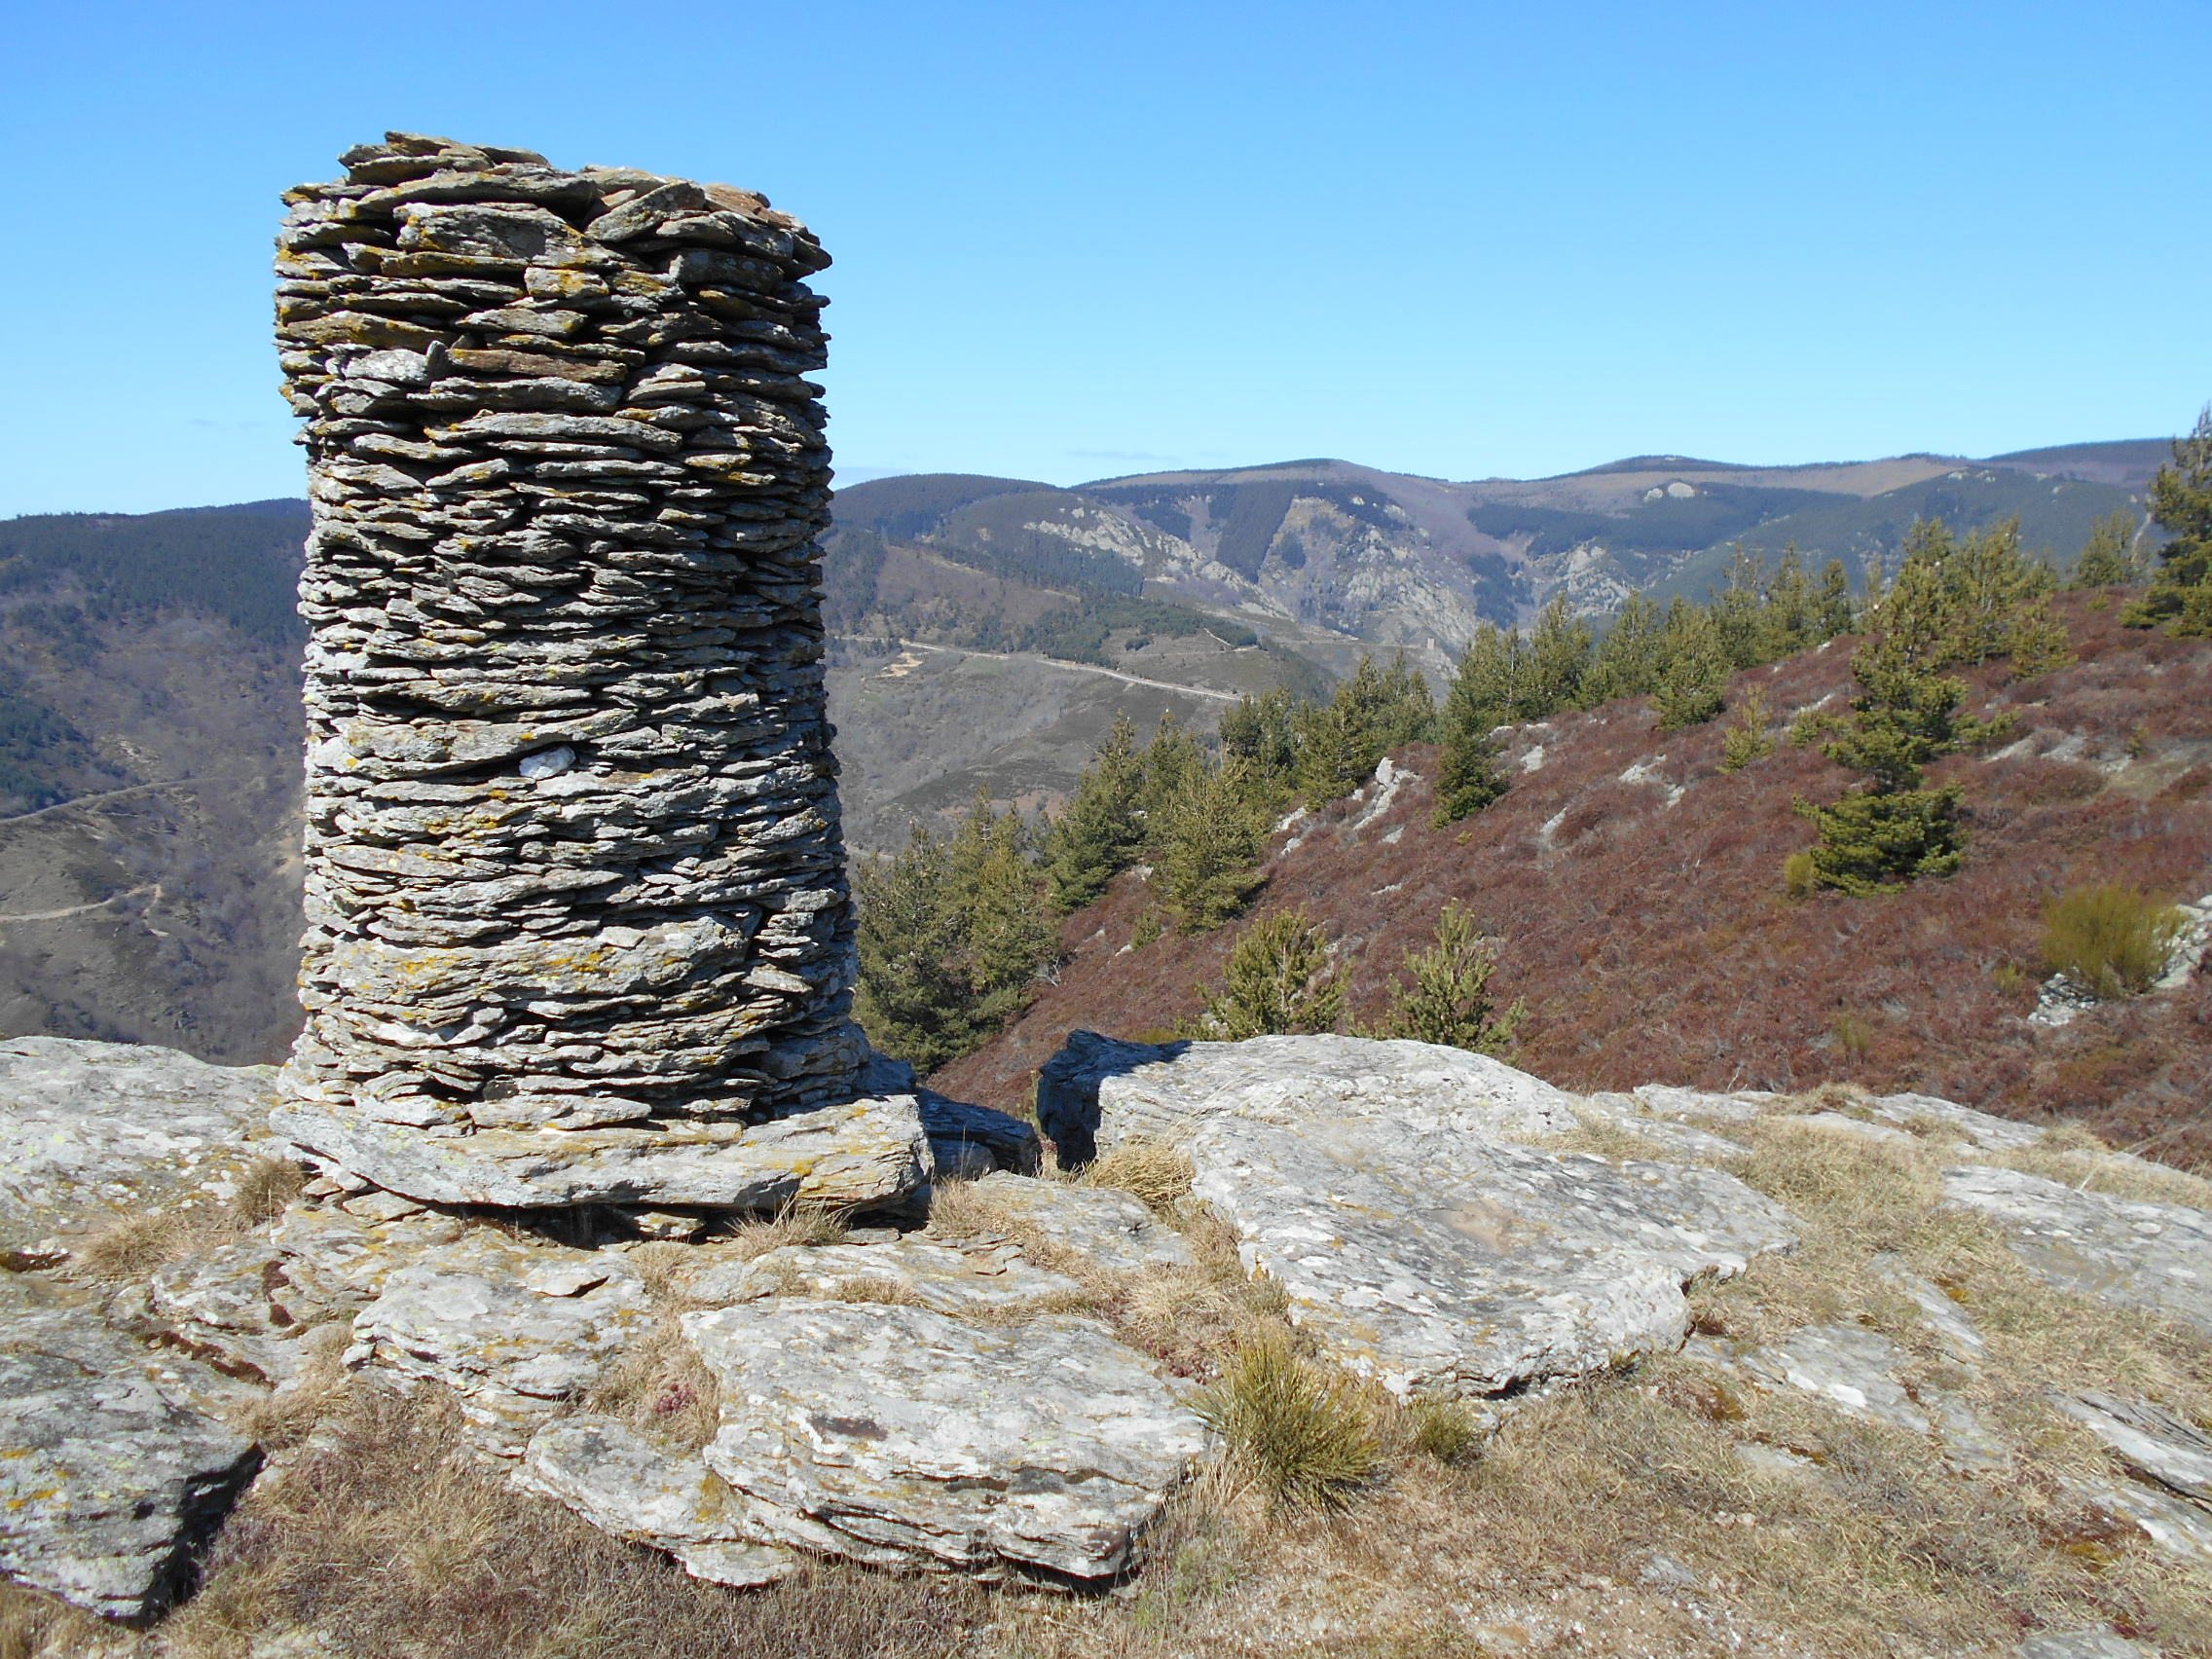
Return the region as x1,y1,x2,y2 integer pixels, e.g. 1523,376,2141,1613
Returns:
3,1031,2209,1654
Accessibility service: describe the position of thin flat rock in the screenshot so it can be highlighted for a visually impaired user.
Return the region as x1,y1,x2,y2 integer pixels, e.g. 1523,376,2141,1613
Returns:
679,1235,1083,1314
0,1036,277,1262
1942,1165,2212,1337
347,1227,652,1452
274,1090,930,1210
684,1300,1207,1581
1190,1112,1795,1399
940,1172,1195,1273
518,1415,794,1589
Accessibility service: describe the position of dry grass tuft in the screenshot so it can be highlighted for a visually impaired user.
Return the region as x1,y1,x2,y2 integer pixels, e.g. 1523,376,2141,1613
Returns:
0,1577,106,1659
69,1154,313,1285
1540,1104,1677,1162
719,1205,851,1263
71,1209,199,1282
1196,1339,1381,1512
235,1328,353,1454
922,1176,1096,1282
581,1314,721,1451
227,1156,308,1228
1399,1397,1483,1467
1079,1139,1195,1214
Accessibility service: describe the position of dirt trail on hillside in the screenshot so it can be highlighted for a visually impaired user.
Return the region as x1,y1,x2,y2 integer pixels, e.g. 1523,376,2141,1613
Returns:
899,641,1241,703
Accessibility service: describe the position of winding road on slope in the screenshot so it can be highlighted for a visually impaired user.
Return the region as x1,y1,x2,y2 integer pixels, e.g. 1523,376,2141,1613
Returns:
887,640,1242,703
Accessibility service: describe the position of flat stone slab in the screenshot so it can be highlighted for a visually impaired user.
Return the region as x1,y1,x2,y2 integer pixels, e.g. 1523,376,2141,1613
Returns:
2071,1471,2212,1565
140,1239,335,1388
0,1036,277,1262
518,1415,794,1589
1189,1111,1795,1399
1862,1092,2045,1151
680,1235,1083,1315
273,1090,931,1211
2056,1392,2212,1505
0,1273,262,1622
268,1200,467,1317
937,1172,1195,1274
1037,1030,1578,1165
684,1301,1208,1582
2019,1632,2153,1659
1731,1322,1932,1432
1942,1165,2212,1337
347,1227,653,1452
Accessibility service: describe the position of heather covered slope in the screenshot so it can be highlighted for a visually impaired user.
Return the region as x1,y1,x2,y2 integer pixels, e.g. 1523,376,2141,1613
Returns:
934,595,2212,1166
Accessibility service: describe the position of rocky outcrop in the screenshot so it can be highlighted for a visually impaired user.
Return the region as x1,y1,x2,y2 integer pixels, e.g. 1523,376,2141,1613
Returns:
0,1274,261,1623
518,1416,794,1590
947,1171,1195,1273
272,133,880,1209
346,1227,656,1453
1036,1029,1577,1165
0,1037,277,1267
9,1027,2212,1634
1186,1088,1794,1400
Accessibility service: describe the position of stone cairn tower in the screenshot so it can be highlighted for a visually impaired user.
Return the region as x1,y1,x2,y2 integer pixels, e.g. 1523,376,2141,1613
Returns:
270,133,927,1218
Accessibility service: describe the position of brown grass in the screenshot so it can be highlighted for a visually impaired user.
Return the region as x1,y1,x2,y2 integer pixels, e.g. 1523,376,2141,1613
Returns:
158,1382,1002,1659
1079,1139,1196,1213
69,1154,312,1284
0,1579,106,1659
718,1205,852,1262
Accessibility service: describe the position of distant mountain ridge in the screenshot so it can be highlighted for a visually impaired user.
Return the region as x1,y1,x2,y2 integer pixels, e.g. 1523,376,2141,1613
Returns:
827,438,2163,672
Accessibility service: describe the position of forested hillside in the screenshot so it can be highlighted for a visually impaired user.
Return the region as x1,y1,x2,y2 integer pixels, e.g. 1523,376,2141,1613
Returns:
931,581,2212,1165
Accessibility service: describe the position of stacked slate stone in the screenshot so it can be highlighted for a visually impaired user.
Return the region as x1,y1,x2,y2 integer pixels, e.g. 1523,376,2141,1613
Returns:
270,133,917,1215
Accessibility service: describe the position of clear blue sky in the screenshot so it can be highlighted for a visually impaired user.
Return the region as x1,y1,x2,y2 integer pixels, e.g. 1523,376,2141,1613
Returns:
3,1,2207,516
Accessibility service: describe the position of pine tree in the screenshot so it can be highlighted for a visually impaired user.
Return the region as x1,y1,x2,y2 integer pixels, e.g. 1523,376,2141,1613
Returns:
945,794,1057,1036
2123,406,2212,636
1756,545,1820,660
1445,623,1526,730
1366,903,1526,1055
853,828,972,1070
1796,571,1978,896
1197,906,1344,1039
1939,518,2052,665
1718,686,1776,772
1043,715,1144,912
1817,559,1857,637
1711,543,1770,669
1432,716,1509,826
1652,604,1729,730
1583,591,1665,703
1155,756,1268,932
2005,597,2075,679
854,799,1056,1071
1294,653,1436,807
2069,508,2142,588
1138,712,1204,853
1433,629,1519,824
1523,596,1593,713
1218,688,1301,803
